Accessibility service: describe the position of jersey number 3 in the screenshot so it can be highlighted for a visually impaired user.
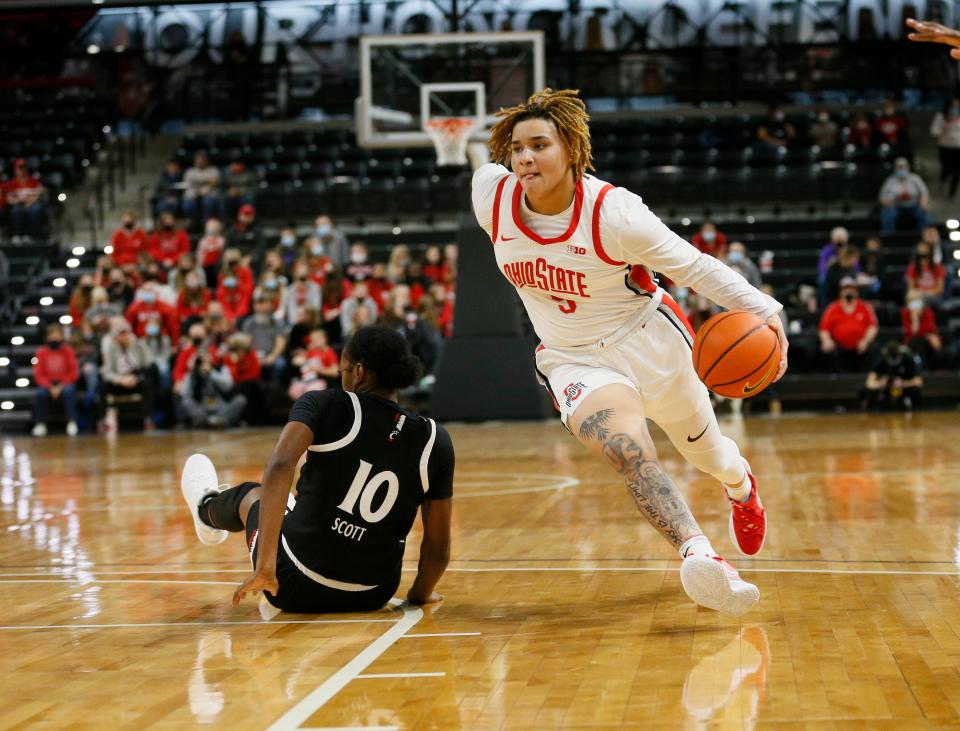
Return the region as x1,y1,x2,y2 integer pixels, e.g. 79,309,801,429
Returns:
550,296,577,314
337,460,400,523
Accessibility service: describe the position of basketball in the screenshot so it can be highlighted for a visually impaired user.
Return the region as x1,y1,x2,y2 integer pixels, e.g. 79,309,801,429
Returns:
693,311,781,398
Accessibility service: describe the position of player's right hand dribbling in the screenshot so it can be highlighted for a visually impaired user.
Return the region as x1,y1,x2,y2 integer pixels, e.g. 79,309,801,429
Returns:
232,570,279,607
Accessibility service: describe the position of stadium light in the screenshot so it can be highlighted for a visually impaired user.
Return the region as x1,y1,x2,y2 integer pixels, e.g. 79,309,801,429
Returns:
0,358,8,367
59,316,73,325
954,249,960,261
31,357,37,365
392,226,402,235
66,258,80,268
87,44,100,54
72,246,85,256
39,297,53,306
681,217,691,226
947,219,959,229
104,245,114,255
746,216,756,224
58,193,67,202
15,379,29,388
950,231,960,242
10,337,24,346
25,316,39,326
0,402,13,411
53,278,67,287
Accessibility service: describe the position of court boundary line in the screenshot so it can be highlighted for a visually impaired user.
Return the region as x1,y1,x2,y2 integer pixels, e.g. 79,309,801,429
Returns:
355,672,445,679
0,618,396,631
265,603,424,731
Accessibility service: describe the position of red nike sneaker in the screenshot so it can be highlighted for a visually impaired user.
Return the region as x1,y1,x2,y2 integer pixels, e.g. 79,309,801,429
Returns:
728,461,766,556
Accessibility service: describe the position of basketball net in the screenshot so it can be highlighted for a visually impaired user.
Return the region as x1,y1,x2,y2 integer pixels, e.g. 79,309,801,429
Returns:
424,117,475,166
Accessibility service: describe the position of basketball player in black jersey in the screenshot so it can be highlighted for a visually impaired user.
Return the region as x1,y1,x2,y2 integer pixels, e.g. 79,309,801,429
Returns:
179,326,454,612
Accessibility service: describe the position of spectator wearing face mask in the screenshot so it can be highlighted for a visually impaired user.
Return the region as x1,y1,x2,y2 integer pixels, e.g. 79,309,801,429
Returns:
173,323,219,393
100,318,161,433
862,341,923,411
930,99,960,197
107,268,135,309
217,247,255,298
177,272,212,327
31,324,80,437
819,278,879,372
203,301,234,349
724,242,762,289
140,264,178,306
303,236,335,287
149,212,191,270
875,99,908,147
847,113,874,148
216,268,252,324
387,245,412,284
344,241,373,281
281,262,322,325
141,312,173,393
818,227,848,285
313,214,349,271
170,252,206,293
809,108,840,150
905,241,946,304
242,295,288,385
223,332,263,423
252,272,285,319
901,293,941,367
126,283,179,340
110,212,147,268
340,280,380,334
756,105,795,149
879,158,930,234
692,221,727,258
276,226,300,269
179,347,245,429
84,286,122,332
197,218,225,286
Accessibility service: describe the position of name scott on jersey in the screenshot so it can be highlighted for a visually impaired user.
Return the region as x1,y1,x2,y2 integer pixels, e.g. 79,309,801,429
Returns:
502,258,590,298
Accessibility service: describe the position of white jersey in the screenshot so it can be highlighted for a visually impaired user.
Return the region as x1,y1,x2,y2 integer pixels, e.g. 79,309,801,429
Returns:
471,163,782,349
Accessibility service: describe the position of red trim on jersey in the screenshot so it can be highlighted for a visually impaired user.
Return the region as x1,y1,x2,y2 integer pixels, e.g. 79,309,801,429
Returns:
510,178,584,244
490,175,510,244
661,292,695,337
629,266,656,294
592,183,625,265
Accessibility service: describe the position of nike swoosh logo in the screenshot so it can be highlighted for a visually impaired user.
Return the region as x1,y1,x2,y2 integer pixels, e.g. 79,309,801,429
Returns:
686,423,709,442
500,236,518,242
743,360,778,394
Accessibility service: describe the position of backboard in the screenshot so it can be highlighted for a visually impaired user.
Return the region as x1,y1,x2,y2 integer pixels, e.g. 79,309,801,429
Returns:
357,31,545,149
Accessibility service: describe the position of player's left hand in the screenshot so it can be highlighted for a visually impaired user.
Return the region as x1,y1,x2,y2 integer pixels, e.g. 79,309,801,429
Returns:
232,570,279,607
906,18,960,58
766,313,789,382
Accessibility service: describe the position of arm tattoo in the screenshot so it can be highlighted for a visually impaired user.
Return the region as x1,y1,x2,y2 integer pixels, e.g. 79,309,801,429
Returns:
578,408,615,441
601,433,701,548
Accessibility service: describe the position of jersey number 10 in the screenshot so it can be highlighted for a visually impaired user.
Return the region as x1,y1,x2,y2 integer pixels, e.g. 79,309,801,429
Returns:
337,460,400,523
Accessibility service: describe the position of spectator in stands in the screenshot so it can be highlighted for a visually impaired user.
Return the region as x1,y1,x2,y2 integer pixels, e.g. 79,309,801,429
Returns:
404,261,433,307
724,242,762,289
875,99,908,147
100,318,159,433
304,237,335,287
141,263,178,307
242,294,287,385
819,277,879,371
367,262,392,312
93,254,116,287
862,341,923,411
412,296,444,376
5,158,45,242
183,151,221,227
809,108,840,150
422,246,447,284
110,211,147,268
155,158,184,216
71,320,101,427
126,282,179,340
179,347,245,429
902,293,941,366
68,275,95,325
387,245,412,284
276,225,299,269
196,217,225,286
222,159,253,220
921,225,946,266
756,105,795,149
204,300,233,349
287,327,339,400
32,324,79,437
930,99,960,197
320,272,345,346
141,311,173,396
177,271,211,329
340,280,380,334
149,211,191,270
216,266,252,325
430,282,455,339
313,214,349,271
253,271,285,316
261,249,290,285
345,241,373,281
905,240,946,303
861,237,885,299
443,243,458,285
227,203,259,252
818,226,848,282
84,286,120,334
347,302,374,339
223,332,263,423
692,221,727,258
218,246,254,297
106,267,134,309
282,261,321,325
847,113,874,148
170,252,205,292
824,246,864,304
879,158,930,234
284,306,321,367
173,322,215,391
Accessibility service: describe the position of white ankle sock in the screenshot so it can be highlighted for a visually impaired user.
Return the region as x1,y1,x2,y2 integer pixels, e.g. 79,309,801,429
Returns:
679,535,717,559
724,467,751,503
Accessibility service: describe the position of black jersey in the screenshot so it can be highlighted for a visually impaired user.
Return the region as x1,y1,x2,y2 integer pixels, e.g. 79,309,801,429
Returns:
282,389,454,588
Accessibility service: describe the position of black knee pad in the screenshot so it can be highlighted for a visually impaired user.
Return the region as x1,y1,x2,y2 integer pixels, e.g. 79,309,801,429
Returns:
199,481,260,532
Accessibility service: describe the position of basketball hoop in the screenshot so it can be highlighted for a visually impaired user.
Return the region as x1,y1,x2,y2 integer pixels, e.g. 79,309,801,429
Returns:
424,117,475,166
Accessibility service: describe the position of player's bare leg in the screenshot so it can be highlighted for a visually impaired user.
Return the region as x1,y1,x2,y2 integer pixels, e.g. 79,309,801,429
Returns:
569,385,759,615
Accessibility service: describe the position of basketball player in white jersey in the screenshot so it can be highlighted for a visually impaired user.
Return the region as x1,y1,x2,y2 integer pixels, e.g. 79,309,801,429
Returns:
472,89,789,615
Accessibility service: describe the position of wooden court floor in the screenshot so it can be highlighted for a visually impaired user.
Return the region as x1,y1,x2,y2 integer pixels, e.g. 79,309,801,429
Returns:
1,412,959,730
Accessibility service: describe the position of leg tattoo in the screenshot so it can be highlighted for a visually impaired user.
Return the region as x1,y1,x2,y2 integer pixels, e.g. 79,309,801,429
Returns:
602,433,702,548
578,408,615,441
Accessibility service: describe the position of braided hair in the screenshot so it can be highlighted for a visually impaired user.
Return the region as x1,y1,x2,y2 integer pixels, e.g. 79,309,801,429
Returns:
487,88,594,181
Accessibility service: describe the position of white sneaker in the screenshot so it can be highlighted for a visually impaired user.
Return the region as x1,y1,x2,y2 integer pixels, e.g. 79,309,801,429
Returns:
66,421,78,436
180,454,228,545
680,553,760,616
32,423,47,437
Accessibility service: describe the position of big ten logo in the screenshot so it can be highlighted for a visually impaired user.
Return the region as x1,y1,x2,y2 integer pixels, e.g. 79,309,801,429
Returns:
566,245,587,256
332,460,400,541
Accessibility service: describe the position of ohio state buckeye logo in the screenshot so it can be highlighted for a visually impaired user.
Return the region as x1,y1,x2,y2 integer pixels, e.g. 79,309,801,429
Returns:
563,382,586,407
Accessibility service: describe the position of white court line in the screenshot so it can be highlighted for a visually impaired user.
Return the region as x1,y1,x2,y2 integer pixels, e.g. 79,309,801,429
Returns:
0,618,396,631
265,604,424,731
401,632,481,638
355,672,445,679
300,727,400,731
0,579,236,585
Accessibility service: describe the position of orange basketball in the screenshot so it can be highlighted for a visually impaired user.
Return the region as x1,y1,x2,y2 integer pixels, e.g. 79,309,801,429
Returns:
692,310,780,399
